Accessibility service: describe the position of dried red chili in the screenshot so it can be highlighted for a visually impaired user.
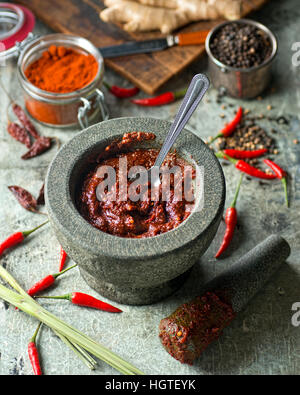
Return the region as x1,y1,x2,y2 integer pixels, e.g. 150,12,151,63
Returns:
215,174,243,258
22,136,52,160
12,103,40,139
216,152,277,179
210,107,243,143
27,264,77,297
0,221,48,257
103,81,139,98
59,247,68,272
37,184,45,206
7,122,31,148
8,185,39,213
131,88,187,107
223,148,268,159
36,292,122,313
28,322,43,375
264,159,289,207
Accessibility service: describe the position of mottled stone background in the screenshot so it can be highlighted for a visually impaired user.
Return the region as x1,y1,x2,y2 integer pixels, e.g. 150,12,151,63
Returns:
0,0,299,375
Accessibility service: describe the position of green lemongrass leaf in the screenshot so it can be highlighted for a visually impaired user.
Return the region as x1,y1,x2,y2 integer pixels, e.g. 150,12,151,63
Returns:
0,264,28,296
0,283,144,375
72,342,98,368
55,331,96,370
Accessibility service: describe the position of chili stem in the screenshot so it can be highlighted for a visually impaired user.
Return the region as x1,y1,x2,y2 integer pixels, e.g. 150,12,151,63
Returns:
282,177,289,208
23,221,49,237
208,133,222,145
231,174,243,208
53,263,78,279
31,322,42,343
174,88,188,100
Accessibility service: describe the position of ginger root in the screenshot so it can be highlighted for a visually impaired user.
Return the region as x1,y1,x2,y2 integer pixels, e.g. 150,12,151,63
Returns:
101,0,189,33
100,0,269,33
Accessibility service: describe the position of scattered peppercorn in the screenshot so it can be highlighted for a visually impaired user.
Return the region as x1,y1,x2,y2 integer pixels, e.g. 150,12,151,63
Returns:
215,118,276,167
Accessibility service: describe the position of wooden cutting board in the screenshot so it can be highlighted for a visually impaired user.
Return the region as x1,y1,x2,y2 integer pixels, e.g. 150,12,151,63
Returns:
16,0,223,94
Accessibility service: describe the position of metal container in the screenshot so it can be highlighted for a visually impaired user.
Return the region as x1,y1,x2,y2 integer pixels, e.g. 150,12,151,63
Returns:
205,19,278,99
17,33,108,128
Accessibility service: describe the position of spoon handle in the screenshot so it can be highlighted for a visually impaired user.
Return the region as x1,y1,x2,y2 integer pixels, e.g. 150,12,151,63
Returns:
154,74,210,169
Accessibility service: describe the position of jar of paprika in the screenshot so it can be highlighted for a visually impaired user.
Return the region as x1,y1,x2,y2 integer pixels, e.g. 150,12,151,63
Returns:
17,33,108,128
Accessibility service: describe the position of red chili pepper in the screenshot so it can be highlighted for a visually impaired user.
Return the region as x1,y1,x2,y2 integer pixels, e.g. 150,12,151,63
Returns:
59,247,68,272
0,221,48,257
215,174,243,258
27,264,77,297
223,148,268,159
131,88,187,107
103,81,139,98
264,159,289,207
28,322,43,375
216,152,277,179
210,107,243,143
235,160,277,179
36,292,122,313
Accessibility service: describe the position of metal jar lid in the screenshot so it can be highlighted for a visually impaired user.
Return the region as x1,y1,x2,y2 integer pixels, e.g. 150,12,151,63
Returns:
0,2,35,62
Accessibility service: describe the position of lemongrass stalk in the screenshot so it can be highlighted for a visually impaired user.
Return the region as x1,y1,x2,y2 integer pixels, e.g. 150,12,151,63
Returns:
72,342,98,368
55,331,96,370
0,283,144,375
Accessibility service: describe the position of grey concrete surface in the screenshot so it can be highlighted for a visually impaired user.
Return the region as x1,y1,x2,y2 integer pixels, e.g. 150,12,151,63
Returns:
0,0,299,375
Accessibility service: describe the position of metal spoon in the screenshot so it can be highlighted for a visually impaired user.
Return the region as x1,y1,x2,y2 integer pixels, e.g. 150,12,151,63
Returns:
129,74,210,185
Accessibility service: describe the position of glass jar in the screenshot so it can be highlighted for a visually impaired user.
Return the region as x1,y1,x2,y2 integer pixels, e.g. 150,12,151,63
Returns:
17,33,108,128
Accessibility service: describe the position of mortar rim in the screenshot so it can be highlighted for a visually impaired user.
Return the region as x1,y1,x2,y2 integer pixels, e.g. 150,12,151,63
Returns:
45,117,225,259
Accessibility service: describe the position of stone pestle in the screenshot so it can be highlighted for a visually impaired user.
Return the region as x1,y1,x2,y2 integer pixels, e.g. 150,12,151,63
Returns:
204,234,291,313
159,234,291,364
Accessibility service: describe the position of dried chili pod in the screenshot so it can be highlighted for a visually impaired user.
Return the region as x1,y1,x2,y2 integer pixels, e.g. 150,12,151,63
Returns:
8,185,39,213
7,122,31,148
22,137,52,160
37,184,45,206
12,103,40,139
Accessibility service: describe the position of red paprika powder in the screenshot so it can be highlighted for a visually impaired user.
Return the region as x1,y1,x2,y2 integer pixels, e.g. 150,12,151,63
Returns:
25,45,98,93
23,45,100,126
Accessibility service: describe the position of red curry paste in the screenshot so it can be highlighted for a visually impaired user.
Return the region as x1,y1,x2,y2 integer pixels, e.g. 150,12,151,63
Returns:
159,291,236,364
78,132,195,238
